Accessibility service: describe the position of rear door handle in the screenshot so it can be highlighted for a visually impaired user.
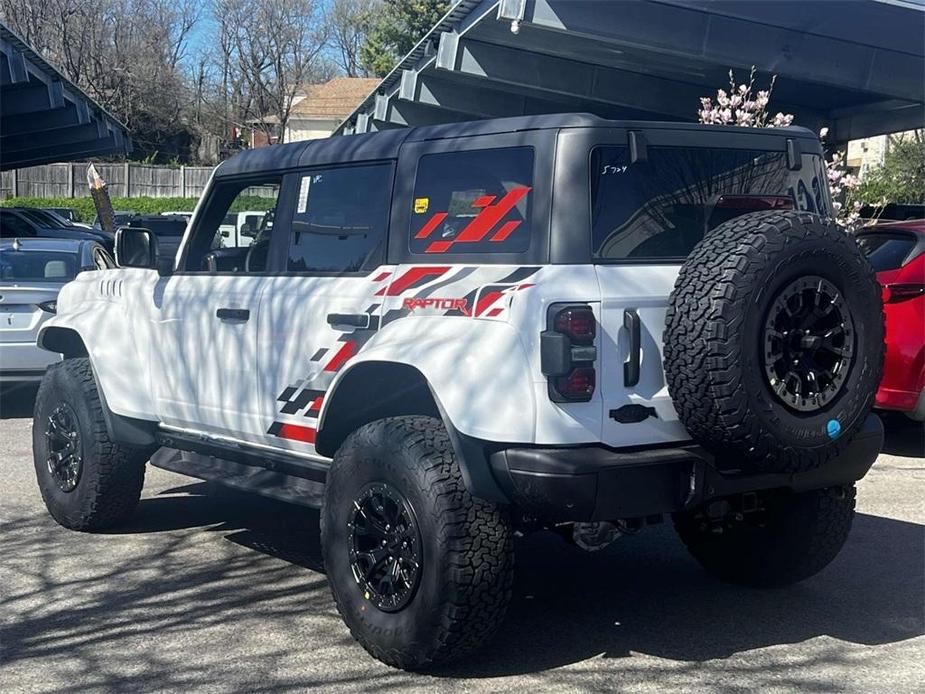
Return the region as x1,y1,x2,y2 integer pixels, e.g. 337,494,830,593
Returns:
623,308,640,387
216,307,250,322
327,313,370,329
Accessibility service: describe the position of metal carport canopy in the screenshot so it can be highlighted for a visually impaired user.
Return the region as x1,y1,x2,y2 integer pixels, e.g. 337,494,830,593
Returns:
337,0,925,143
0,22,131,171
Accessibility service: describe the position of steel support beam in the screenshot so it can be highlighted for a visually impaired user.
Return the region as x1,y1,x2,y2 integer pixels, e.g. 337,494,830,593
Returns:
436,37,829,129
519,0,924,103
385,99,477,127
338,0,923,142
403,71,686,122
831,103,925,143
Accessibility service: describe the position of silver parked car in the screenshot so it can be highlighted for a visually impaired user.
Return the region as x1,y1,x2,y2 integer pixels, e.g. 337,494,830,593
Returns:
0,238,114,382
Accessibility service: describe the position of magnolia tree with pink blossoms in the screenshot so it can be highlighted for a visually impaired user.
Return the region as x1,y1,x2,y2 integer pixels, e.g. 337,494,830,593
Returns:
698,67,863,228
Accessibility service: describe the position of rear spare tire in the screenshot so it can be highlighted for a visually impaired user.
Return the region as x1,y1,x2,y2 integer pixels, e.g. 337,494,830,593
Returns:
664,211,883,473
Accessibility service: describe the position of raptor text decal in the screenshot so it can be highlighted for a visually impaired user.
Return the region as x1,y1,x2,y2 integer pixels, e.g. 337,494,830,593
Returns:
402,297,471,315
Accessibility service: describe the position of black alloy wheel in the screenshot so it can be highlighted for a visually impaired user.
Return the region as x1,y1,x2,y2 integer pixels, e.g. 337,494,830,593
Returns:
763,275,855,412
348,482,422,612
45,402,83,492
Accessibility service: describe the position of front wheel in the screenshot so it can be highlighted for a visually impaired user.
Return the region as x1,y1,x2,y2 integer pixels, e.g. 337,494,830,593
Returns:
674,485,856,588
321,416,513,670
32,358,149,530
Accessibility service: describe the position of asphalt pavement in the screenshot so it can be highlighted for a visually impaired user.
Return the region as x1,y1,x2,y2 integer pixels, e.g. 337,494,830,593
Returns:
1,382,923,693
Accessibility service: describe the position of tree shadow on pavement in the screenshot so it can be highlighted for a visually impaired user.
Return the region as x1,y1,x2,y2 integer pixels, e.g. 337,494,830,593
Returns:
437,511,924,678
2,476,921,690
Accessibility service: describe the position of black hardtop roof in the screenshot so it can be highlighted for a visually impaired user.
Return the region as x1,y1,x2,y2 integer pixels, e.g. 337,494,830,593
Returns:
215,113,821,179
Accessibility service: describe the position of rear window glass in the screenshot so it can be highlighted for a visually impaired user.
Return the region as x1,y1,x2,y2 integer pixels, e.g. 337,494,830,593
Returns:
591,146,830,261
410,147,534,255
857,232,917,272
0,250,78,283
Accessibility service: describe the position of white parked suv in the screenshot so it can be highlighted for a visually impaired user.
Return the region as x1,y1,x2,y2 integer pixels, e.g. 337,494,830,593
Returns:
32,115,884,670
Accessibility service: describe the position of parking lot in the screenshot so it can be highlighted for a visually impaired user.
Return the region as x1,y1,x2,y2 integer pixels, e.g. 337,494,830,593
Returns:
1,382,923,693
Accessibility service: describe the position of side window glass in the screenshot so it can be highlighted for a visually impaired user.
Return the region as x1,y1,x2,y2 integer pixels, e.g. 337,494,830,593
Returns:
409,147,534,255
183,178,282,273
287,164,392,273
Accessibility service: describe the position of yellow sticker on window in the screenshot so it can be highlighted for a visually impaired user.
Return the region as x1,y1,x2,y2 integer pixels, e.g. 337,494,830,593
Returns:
414,197,429,214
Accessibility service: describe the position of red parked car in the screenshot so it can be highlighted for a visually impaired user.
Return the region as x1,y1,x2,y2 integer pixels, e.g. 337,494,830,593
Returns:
857,220,925,421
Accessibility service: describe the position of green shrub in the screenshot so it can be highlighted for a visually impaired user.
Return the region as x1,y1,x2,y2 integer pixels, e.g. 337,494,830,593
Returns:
0,196,200,222
1,194,277,222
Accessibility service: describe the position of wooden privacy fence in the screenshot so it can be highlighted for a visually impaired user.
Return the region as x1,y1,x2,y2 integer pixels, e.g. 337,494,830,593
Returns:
1,163,216,199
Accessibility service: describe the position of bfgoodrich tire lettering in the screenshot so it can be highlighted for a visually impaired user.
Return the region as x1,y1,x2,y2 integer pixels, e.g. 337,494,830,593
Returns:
321,416,513,670
664,211,884,473
32,358,149,530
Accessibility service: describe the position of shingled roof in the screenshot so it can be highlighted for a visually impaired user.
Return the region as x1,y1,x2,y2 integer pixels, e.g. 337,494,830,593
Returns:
291,77,380,120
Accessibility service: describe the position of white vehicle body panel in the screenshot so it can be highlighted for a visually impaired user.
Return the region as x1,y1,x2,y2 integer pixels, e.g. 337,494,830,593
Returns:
45,271,157,418
152,275,266,437
39,257,692,451
595,265,690,446
37,122,830,465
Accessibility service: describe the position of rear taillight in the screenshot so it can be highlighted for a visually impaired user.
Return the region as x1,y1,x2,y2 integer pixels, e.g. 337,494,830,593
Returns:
541,304,597,402
554,307,596,343
555,367,596,400
883,284,925,303
38,300,57,314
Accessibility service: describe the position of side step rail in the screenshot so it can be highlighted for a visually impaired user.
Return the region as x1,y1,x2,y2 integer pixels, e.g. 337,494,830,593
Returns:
151,448,326,508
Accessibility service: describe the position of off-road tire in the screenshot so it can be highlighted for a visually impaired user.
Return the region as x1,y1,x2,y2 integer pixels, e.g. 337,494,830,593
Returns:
321,416,513,670
33,358,148,530
664,211,883,473
674,485,856,588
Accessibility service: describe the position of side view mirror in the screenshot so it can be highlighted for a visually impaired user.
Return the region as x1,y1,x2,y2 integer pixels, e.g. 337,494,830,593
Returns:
115,227,173,276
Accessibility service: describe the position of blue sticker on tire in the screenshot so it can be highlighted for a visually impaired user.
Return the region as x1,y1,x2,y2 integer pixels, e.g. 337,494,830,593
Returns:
827,419,841,439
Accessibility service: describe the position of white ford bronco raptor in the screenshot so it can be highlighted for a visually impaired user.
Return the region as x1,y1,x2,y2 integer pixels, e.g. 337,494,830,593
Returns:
32,115,884,670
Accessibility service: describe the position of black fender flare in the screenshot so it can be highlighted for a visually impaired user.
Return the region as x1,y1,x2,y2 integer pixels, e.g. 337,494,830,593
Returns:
316,361,509,503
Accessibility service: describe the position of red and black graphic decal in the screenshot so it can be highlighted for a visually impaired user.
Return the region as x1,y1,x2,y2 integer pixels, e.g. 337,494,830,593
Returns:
268,265,541,443
415,187,532,254
267,421,317,444
376,266,450,296
276,387,325,416
438,267,541,318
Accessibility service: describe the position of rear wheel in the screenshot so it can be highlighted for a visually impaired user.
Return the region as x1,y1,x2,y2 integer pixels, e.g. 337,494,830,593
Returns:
321,416,513,670
32,358,149,530
673,485,856,588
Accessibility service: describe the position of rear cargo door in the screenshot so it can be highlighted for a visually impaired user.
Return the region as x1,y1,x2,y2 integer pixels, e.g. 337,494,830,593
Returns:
596,265,689,446
590,141,821,447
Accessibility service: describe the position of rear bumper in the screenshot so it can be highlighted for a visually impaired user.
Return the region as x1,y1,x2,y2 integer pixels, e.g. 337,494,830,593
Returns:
489,415,884,522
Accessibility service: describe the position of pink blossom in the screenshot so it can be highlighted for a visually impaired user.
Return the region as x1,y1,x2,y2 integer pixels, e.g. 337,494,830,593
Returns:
698,66,859,230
